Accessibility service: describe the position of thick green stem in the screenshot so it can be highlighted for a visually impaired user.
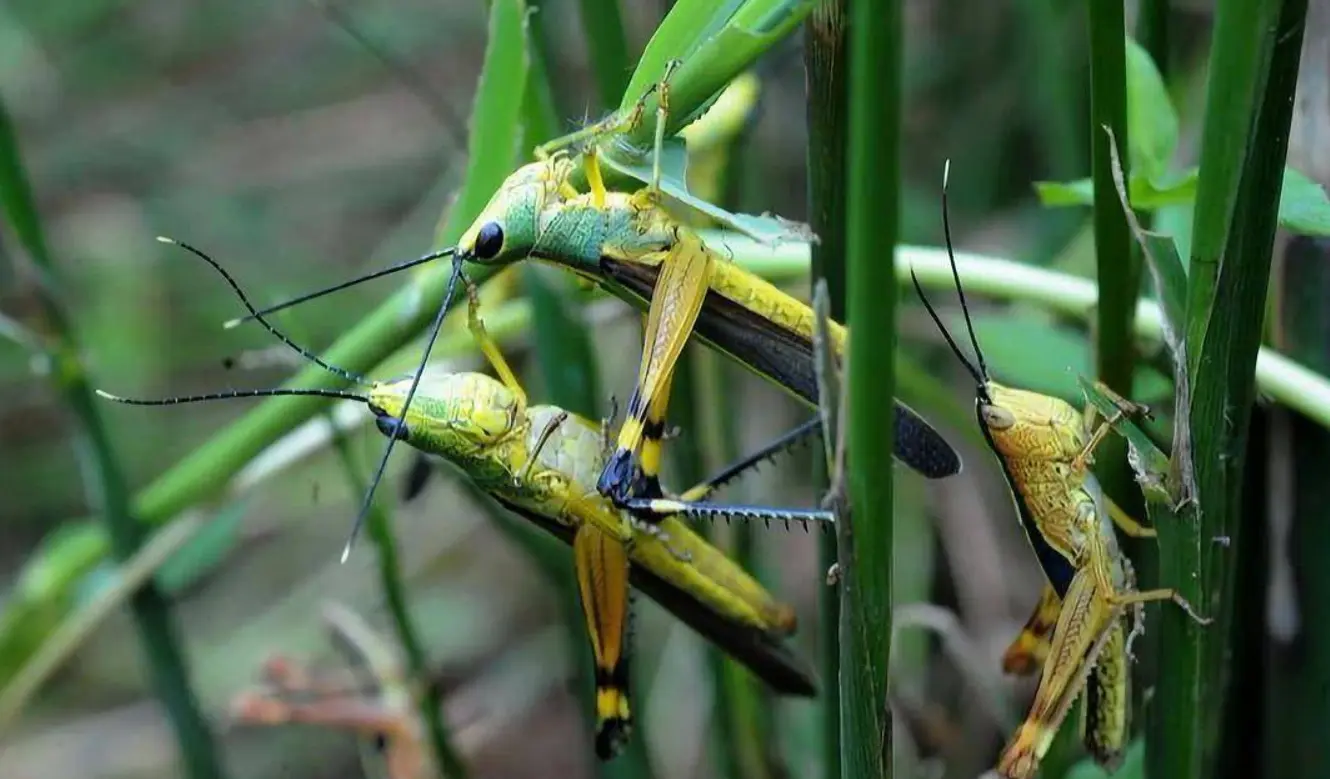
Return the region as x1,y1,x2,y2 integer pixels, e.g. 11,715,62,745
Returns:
1153,0,1306,777
842,0,901,775
803,3,848,777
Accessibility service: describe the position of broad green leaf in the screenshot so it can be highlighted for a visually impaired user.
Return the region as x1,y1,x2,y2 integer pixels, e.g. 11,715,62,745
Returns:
1279,167,1330,236
1035,171,1197,210
1037,165,1330,237
1125,36,1178,183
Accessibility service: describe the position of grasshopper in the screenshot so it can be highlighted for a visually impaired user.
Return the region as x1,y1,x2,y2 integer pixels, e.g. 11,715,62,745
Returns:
99,238,823,759
224,70,961,544
912,166,1211,778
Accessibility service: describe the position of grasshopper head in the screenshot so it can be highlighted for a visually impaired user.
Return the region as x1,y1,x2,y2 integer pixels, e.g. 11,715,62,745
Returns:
458,159,571,266
978,381,1086,460
368,372,519,459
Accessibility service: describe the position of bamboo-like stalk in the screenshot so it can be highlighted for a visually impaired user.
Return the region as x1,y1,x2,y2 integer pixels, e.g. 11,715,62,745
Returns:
803,3,848,777
842,0,901,774
0,101,225,779
1153,0,1307,777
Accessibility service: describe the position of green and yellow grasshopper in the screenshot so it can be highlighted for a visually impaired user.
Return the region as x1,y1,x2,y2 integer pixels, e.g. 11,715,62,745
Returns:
913,171,1210,778
226,75,962,530
99,238,823,759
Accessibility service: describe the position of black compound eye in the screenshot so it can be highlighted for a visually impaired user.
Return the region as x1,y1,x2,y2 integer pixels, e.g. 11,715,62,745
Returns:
374,414,410,441
473,222,504,260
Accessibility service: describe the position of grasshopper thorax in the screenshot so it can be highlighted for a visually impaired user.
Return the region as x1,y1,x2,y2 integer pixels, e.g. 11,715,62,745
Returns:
458,159,572,266
368,371,519,458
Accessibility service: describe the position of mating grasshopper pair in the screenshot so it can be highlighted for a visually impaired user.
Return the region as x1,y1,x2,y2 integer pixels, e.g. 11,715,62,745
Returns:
916,168,1211,777
228,66,963,562
99,238,832,759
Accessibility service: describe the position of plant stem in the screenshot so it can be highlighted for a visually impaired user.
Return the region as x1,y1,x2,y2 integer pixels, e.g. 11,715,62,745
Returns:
842,0,901,775
0,101,225,779
1085,0,1139,530
803,3,848,777
328,426,468,779
1154,0,1306,777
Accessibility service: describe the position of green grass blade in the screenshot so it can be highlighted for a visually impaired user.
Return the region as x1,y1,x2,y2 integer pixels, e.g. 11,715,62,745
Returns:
0,99,225,778
841,0,901,774
621,0,815,144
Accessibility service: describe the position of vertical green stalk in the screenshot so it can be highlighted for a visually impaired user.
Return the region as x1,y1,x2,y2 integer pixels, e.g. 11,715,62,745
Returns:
1153,0,1305,777
1215,407,1268,779
328,428,468,779
803,3,848,777
577,0,632,107
0,102,225,778
1087,0,1135,395
1085,0,1137,516
842,0,900,775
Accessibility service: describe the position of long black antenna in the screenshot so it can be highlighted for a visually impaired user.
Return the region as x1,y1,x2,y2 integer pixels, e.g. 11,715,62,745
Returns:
340,255,466,563
223,248,456,330
938,160,989,380
97,387,367,406
910,161,984,388
158,236,369,386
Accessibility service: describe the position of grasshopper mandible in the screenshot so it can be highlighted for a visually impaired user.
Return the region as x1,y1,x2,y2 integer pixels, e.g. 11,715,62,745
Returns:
914,164,1211,778
99,238,821,759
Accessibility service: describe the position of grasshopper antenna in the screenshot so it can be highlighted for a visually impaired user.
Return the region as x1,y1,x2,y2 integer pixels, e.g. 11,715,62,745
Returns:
158,237,370,385
938,160,989,381
909,162,986,391
99,239,376,407
223,247,456,329
341,255,466,563
97,387,366,406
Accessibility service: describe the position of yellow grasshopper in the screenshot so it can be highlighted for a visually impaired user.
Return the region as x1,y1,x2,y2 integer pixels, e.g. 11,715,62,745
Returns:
912,170,1211,778
99,238,823,759
224,71,962,543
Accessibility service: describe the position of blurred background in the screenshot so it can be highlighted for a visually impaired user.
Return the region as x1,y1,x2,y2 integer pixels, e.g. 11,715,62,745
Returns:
0,1,1325,778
